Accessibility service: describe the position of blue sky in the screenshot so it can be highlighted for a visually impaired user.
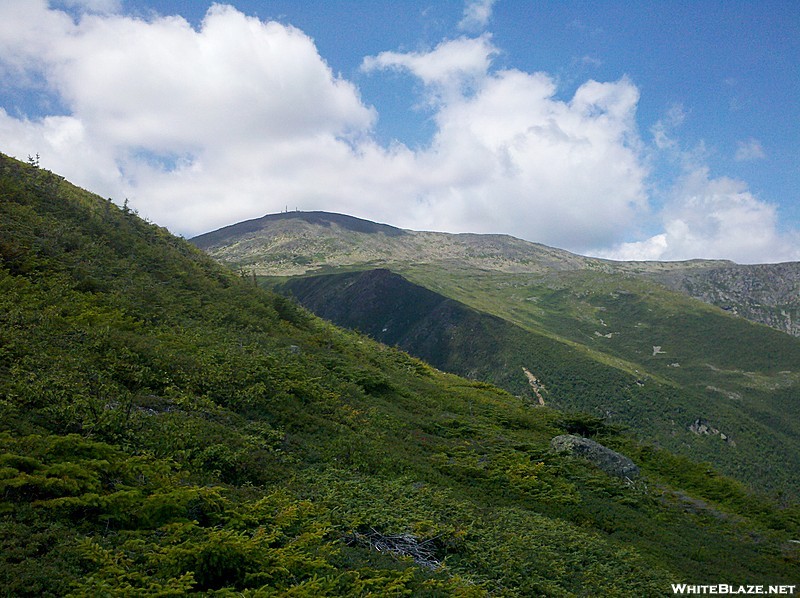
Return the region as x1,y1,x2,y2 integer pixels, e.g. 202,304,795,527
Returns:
1,0,798,262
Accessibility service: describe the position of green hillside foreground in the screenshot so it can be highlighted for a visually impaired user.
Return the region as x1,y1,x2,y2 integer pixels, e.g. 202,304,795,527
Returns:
1,154,798,596
278,267,800,500
311,264,800,492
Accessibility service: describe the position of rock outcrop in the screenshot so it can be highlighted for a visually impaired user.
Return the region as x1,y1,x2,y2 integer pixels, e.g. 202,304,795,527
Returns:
550,434,640,479
689,418,735,446
648,263,800,337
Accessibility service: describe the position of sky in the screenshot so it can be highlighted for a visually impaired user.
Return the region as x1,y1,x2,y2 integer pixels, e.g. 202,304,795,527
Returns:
1,0,798,263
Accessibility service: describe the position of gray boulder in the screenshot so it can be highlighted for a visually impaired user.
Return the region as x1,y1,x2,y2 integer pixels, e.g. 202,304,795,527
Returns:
550,434,640,479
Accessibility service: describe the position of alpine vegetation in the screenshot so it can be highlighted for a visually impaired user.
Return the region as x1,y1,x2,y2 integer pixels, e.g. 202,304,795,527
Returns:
1,153,798,595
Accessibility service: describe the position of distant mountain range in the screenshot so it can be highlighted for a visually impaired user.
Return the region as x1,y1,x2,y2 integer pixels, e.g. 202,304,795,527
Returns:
192,210,800,496
192,210,800,337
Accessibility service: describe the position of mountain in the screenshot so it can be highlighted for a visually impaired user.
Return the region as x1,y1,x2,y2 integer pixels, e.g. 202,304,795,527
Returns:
193,210,800,337
191,210,599,275
3,154,799,595
645,262,800,337
193,211,800,498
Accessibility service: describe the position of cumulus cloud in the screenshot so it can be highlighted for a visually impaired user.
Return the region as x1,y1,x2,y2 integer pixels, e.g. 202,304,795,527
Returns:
360,34,650,250
0,109,123,195
53,4,374,148
408,70,647,249
0,1,378,232
599,167,800,263
458,0,497,32
0,1,794,263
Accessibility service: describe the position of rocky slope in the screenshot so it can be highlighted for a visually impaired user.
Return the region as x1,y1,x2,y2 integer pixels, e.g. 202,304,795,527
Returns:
645,262,800,337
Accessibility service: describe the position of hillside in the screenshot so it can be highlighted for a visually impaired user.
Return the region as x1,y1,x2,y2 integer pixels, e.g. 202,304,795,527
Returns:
192,210,800,337
193,211,800,497
2,153,799,595
279,267,800,498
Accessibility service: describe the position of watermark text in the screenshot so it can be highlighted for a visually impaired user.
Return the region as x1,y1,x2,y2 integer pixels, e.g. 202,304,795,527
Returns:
672,585,796,595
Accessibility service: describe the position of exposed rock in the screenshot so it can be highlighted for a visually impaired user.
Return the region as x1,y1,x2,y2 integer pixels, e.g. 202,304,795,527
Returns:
647,263,800,337
522,367,546,406
689,418,736,446
550,434,640,479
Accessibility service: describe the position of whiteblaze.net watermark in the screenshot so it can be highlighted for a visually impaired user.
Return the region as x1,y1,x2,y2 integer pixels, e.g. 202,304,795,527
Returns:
672,585,796,595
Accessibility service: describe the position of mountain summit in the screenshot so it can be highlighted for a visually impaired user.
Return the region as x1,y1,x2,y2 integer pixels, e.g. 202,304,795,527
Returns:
191,210,601,276
192,210,408,250
193,210,800,337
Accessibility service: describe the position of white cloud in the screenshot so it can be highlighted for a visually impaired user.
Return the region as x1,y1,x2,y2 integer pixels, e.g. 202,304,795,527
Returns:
0,109,122,197
361,35,497,100
734,138,766,162
403,70,648,249
599,167,800,264
0,1,73,77
361,34,650,250
52,4,374,149
0,2,794,263
458,0,497,32
0,2,379,233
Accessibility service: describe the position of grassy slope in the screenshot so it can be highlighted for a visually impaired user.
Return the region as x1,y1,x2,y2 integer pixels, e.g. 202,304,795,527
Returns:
388,265,800,492
1,154,798,596
277,267,800,497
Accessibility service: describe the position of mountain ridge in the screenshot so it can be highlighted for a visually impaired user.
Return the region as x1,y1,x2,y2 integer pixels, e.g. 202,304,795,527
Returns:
192,210,799,336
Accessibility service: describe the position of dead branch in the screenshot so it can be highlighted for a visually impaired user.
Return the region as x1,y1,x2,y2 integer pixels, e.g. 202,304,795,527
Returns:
344,528,442,569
